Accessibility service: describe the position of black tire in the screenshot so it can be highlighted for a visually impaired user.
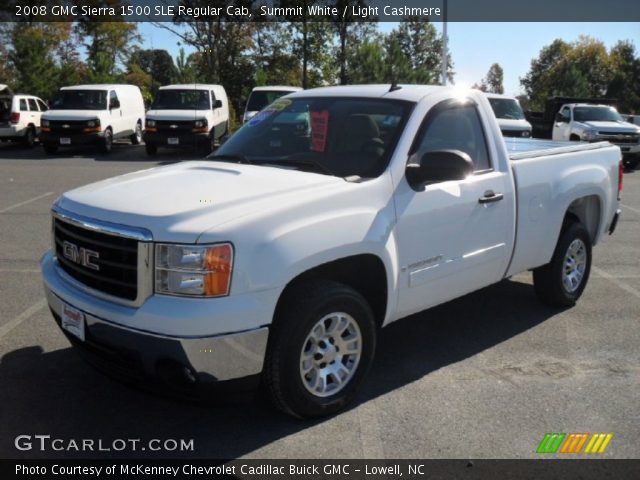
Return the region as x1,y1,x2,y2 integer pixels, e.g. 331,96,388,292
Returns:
100,128,113,154
264,280,377,418
623,156,639,171
533,220,592,307
43,143,58,154
22,126,36,148
130,121,142,145
145,142,157,156
569,134,581,141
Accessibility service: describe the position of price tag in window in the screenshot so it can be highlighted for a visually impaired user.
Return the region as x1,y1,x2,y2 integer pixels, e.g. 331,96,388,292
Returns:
310,110,329,153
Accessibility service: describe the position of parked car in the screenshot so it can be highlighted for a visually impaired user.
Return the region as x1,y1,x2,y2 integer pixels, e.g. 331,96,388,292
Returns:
40,84,145,154
552,103,640,170
144,84,229,156
485,93,532,138
41,85,622,418
243,86,302,123
0,84,48,147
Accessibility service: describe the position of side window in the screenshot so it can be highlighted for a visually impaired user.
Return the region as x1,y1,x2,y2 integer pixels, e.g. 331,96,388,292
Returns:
28,99,38,111
560,106,570,121
37,100,48,111
414,103,491,172
109,90,119,108
19,99,28,111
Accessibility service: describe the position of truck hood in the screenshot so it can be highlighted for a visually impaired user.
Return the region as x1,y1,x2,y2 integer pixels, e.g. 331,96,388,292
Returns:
56,161,344,243
146,109,210,120
579,121,640,133
497,118,532,131
42,110,105,121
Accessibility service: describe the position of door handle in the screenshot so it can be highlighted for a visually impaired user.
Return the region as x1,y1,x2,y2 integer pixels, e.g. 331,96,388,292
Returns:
479,191,504,204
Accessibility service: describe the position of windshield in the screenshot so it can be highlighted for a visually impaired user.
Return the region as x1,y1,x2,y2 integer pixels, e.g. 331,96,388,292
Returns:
151,89,210,110
246,90,295,112
51,90,107,110
488,98,525,120
214,97,412,179
573,106,623,122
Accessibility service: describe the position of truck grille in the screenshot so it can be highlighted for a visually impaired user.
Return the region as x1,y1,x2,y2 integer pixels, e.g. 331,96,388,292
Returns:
54,218,138,300
49,120,87,134
598,132,640,144
156,120,194,133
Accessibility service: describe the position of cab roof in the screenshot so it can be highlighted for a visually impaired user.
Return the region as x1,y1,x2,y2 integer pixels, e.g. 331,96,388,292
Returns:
159,84,224,91
251,86,302,92
287,84,460,103
60,84,139,90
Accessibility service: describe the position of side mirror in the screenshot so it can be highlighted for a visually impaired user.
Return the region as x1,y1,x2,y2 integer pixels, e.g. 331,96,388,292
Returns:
213,99,223,109
555,112,567,123
110,99,120,110
406,150,474,189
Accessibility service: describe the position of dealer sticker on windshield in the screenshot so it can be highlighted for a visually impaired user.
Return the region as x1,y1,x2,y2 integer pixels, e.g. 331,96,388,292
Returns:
310,110,329,152
248,99,292,126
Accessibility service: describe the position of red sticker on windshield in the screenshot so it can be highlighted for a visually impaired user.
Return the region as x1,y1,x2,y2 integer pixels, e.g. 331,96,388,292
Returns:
310,110,329,152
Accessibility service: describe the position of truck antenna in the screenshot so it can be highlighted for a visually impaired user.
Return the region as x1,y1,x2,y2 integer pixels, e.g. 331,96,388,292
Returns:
389,81,402,93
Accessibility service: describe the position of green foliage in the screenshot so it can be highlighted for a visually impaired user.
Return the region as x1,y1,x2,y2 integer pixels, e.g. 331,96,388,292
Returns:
520,36,640,113
129,49,178,94
484,63,504,94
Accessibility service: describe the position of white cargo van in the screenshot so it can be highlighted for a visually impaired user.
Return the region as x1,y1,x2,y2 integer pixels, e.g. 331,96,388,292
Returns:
143,84,229,155
40,84,145,154
243,86,302,123
486,93,532,138
0,84,48,147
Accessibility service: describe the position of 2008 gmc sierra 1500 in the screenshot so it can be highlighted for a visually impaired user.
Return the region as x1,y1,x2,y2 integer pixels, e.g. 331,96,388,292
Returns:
41,85,622,418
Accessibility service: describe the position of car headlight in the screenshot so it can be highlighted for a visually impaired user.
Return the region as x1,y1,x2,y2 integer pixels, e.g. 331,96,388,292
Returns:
581,129,599,141
194,119,208,128
86,119,100,127
521,130,531,138
41,119,49,127
146,119,156,128
155,243,233,297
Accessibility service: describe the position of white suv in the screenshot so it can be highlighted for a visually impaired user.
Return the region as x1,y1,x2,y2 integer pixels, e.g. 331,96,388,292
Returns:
0,84,48,147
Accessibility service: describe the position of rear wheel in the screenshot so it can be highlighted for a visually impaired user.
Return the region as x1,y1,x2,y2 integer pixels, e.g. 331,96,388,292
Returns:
22,126,36,148
533,220,592,307
264,280,376,418
130,121,142,145
100,128,113,154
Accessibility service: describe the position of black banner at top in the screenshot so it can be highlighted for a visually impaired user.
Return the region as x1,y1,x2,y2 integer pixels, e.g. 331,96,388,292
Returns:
1,0,640,22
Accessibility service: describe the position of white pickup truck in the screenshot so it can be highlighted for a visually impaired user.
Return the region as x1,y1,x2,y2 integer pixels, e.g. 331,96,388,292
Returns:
552,103,640,169
41,85,622,418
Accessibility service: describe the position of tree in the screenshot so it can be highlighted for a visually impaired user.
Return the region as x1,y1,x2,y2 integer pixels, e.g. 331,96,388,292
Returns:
484,63,504,94
129,49,178,93
329,1,371,85
75,1,139,82
385,17,453,84
175,48,197,83
347,38,386,84
251,22,301,87
607,40,640,113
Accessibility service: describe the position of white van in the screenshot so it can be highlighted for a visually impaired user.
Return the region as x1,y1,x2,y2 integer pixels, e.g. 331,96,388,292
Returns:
143,84,229,155
0,84,48,147
40,84,145,154
485,93,532,138
243,86,302,123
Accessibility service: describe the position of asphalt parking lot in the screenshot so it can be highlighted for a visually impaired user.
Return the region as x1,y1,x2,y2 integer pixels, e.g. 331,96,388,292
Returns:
0,141,638,460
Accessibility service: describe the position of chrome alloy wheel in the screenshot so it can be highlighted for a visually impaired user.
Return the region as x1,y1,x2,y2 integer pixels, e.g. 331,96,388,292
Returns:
562,238,587,293
299,312,362,398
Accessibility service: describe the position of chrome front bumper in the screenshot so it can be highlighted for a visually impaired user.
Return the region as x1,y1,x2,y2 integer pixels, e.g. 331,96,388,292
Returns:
45,287,269,386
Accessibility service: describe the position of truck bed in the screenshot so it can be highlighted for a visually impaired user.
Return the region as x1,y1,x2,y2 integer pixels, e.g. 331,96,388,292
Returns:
505,137,614,160
504,138,620,277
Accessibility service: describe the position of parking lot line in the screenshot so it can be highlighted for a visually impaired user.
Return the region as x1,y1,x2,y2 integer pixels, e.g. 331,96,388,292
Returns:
621,203,640,215
0,192,54,214
0,298,47,340
592,266,640,300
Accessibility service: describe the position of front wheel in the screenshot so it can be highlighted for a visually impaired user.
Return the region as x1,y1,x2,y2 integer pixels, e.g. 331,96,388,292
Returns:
533,220,592,307
264,280,377,418
23,127,36,148
100,128,113,154
130,122,142,145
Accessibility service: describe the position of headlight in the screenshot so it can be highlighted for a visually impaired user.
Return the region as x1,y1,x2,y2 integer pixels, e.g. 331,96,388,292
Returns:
146,119,156,128
581,129,599,141
41,119,49,127
86,119,100,127
155,243,233,297
521,130,531,138
194,119,208,128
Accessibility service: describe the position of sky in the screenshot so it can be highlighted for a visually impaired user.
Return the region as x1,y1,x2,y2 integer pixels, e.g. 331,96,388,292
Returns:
138,21,640,96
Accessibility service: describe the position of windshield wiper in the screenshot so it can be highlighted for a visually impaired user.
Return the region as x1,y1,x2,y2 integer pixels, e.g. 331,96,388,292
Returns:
207,154,254,164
